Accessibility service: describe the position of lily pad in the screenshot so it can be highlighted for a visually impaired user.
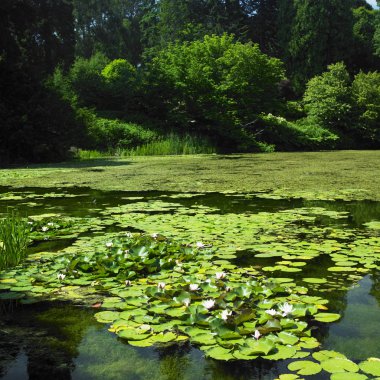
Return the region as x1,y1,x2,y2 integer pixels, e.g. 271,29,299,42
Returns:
287,360,322,376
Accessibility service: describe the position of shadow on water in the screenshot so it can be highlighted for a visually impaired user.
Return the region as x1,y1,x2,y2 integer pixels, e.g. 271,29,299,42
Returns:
0,186,379,379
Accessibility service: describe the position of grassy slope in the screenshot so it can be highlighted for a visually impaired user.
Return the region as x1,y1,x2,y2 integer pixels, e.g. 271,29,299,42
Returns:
0,151,379,200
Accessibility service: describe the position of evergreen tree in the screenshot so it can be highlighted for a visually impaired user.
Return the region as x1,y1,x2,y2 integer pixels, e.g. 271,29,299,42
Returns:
285,0,354,91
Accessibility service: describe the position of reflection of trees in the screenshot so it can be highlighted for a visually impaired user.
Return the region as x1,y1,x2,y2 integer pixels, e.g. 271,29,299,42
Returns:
0,302,96,379
304,199,380,228
370,272,380,307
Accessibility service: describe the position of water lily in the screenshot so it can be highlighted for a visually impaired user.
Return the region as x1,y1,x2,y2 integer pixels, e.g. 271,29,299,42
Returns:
253,330,261,340
202,299,215,309
225,286,232,292
183,298,191,307
196,242,205,248
125,280,132,286
157,282,166,290
151,233,158,238
220,309,232,320
105,242,113,248
279,302,294,316
41,226,49,232
215,272,226,280
265,309,277,316
189,283,199,291
47,222,54,227
57,273,66,280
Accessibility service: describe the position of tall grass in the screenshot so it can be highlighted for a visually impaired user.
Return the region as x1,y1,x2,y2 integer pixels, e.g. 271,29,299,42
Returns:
0,210,30,270
74,133,216,159
120,134,215,156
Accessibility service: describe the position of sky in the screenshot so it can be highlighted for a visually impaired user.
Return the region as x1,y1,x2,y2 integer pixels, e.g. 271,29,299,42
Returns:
367,0,379,8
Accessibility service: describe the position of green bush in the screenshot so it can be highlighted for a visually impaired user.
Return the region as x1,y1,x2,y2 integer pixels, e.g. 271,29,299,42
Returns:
76,108,156,150
257,113,338,151
352,71,380,145
68,53,110,108
101,59,140,109
303,62,353,132
148,34,285,140
0,210,30,270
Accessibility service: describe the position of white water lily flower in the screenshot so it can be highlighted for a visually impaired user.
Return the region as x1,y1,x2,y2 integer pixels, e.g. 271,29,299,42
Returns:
202,299,215,309
215,272,226,280
225,286,232,292
41,226,49,232
196,242,205,248
265,309,277,316
183,298,191,307
125,280,132,286
105,242,113,248
253,330,261,340
47,222,54,227
220,309,232,320
189,284,199,291
151,233,158,238
157,282,166,290
57,273,66,280
125,232,133,238
279,302,294,316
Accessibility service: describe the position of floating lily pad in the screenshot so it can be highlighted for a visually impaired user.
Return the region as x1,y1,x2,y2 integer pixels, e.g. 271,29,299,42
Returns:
287,360,322,376
359,359,380,376
321,358,359,374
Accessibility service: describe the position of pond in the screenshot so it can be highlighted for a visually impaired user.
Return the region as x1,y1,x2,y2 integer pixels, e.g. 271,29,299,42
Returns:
0,186,379,380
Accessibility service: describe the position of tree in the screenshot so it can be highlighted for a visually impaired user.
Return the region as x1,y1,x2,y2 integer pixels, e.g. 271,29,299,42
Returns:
352,71,380,144
303,63,353,132
285,0,354,91
351,7,379,72
148,34,285,147
0,0,78,164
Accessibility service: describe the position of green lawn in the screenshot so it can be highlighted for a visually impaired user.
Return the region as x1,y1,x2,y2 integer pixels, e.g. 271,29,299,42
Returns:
1,150,379,200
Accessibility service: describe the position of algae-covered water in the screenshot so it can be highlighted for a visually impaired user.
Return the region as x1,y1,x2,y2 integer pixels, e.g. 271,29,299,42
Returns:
0,186,379,379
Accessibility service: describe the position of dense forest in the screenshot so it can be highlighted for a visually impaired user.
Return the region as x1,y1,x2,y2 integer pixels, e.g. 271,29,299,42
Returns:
1,0,380,163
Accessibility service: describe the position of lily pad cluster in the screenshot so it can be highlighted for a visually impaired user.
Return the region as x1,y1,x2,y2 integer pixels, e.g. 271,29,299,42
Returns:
95,266,331,361
284,350,380,379
58,234,213,281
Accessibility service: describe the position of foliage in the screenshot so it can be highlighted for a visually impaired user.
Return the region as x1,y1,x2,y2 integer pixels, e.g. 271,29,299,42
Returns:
352,7,379,72
303,63,353,132
67,53,110,108
352,71,380,144
76,108,156,150
0,209,30,270
256,113,338,151
120,133,216,156
148,34,284,145
284,0,354,91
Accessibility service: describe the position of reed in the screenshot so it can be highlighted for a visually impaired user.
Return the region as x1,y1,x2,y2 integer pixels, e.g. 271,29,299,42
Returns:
0,209,30,270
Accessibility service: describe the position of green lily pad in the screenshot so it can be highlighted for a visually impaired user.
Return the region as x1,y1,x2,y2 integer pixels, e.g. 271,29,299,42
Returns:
359,359,380,376
205,346,234,361
94,311,120,323
314,313,341,323
287,360,322,376
330,373,368,380
321,358,359,374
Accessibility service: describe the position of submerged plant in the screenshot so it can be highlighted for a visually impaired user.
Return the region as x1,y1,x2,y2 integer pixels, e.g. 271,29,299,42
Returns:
0,209,30,270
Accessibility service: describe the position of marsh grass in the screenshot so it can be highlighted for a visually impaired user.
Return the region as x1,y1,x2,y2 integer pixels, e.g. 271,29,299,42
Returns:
120,134,215,156
75,134,215,159
0,209,30,270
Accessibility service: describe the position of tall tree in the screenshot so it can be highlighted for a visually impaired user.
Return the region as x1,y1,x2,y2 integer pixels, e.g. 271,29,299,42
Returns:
284,0,355,91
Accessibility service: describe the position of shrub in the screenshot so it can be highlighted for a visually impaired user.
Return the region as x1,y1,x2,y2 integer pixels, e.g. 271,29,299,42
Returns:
303,63,353,132
256,113,338,151
101,59,140,109
148,34,285,139
0,210,30,270
352,71,380,145
76,108,156,150
68,52,110,108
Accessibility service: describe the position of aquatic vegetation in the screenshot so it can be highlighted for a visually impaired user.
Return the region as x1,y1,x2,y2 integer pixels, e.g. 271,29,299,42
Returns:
0,185,380,378
0,209,30,270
